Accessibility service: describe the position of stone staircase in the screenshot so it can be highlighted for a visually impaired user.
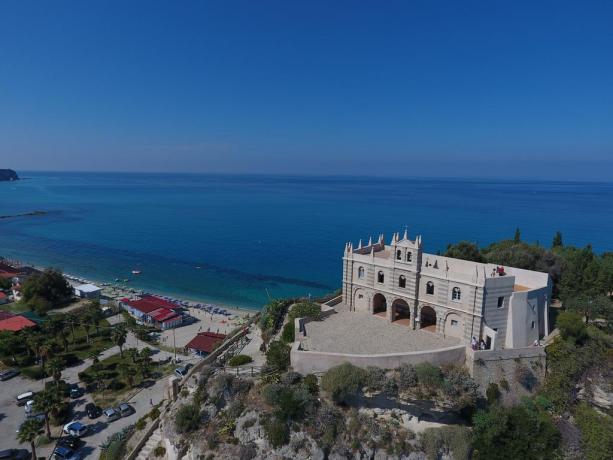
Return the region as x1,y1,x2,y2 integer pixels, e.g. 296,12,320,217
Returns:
136,427,162,460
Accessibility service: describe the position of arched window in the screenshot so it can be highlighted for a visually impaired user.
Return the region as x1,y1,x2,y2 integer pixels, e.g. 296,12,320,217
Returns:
377,271,384,284
406,252,412,262
452,287,461,301
358,267,365,279
399,275,406,288
396,250,402,260
426,281,434,295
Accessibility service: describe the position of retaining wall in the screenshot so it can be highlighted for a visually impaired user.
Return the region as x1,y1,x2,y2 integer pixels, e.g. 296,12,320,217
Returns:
291,341,466,374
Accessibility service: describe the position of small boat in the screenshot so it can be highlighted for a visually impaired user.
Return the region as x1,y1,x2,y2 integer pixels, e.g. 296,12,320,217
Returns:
132,270,142,275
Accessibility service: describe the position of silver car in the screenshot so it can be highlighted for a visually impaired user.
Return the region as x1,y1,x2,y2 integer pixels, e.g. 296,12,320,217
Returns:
103,408,120,422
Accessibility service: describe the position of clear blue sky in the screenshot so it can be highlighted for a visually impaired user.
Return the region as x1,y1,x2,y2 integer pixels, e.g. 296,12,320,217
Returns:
1,1,612,180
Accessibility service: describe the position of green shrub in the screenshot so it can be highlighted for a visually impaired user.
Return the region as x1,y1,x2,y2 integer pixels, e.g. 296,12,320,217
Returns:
419,426,472,460
365,366,386,392
153,445,166,457
486,383,501,405
287,302,321,321
148,407,161,420
415,363,443,390
265,341,290,371
321,363,367,404
175,404,201,433
135,418,147,430
556,311,587,342
281,321,295,343
263,416,290,448
303,374,319,395
499,378,510,392
397,363,417,391
228,354,253,367
574,402,613,460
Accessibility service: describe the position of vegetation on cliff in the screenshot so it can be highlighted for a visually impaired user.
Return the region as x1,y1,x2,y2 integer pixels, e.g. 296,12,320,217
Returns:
0,168,19,181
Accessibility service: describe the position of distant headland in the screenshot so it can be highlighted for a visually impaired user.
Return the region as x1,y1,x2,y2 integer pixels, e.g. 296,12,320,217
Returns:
0,169,19,181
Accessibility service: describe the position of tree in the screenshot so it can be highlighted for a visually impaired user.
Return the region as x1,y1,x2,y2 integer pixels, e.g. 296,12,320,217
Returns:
46,357,64,387
321,363,367,404
513,227,521,243
0,331,21,364
86,301,104,336
33,389,62,438
564,295,612,326
472,404,560,459
21,268,72,311
265,341,290,371
16,417,43,460
118,362,135,388
552,231,563,248
556,311,587,342
444,241,484,262
112,324,128,357
175,404,201,433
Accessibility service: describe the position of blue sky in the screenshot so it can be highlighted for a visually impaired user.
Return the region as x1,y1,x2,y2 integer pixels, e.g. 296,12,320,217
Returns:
0,1,612,180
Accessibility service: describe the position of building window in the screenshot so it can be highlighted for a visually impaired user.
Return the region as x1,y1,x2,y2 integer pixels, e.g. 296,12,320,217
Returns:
377,271,384,283
399,275,406,288
497,296,504,308
451,319,458,326
406,252,412,262
452,287,461,301
426,281,434,295
358,267,365,279
396,250,402,260
531,321,535,329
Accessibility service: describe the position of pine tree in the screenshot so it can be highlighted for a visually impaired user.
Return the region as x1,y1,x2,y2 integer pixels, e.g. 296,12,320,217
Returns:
552,231,563,248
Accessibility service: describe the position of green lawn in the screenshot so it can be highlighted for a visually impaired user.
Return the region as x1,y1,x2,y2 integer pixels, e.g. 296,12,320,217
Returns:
0,301,31,314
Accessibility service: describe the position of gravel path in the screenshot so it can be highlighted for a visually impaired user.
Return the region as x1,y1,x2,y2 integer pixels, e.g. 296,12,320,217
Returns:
304,311,461,354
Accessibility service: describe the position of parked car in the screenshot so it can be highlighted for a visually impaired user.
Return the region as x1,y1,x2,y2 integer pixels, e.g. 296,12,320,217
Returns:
0,369,20,381
24,400,34,415
57,436,82,451
63,421,89,437
53,446,81,460
69,386,84,399
118,402,134,417
103,407,120,422
174,363,193,378
15,391,35,406
0,449,29,460
85,402,102,419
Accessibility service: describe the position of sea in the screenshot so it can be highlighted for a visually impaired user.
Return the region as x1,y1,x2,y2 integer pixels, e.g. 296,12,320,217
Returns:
1,172,612,309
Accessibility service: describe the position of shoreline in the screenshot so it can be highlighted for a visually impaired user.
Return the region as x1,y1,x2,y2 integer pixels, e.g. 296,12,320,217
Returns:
5,258,261,316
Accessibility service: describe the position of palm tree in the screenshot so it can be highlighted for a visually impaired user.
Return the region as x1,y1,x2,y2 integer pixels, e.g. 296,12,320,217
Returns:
66,315,77,343
0,331,21,364
112,324,127,357
46,357,64,387
118,362,135,388
87,301,104,336
33,389,62,438
126,347,139,364
16,417,43,460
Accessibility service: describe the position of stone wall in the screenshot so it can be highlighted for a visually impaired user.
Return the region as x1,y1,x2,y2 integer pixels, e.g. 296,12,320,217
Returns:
290,341,466,374
466,346,546,399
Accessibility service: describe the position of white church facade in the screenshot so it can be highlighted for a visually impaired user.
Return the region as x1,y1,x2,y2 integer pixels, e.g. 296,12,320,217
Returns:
342,231,551,350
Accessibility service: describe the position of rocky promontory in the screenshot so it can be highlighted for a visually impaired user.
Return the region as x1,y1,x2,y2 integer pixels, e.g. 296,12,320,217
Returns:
0,169,19,181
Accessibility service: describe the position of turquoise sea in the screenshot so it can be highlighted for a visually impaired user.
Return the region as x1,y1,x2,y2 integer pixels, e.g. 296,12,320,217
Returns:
1,172,612,309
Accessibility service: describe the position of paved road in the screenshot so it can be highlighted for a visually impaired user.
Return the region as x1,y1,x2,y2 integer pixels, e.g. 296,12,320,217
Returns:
0,314,201,459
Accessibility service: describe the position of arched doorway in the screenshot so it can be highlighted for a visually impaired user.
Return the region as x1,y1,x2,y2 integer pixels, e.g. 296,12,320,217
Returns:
392,299,411,326
420,306,437,332
372,293,387,317
444,313,463,338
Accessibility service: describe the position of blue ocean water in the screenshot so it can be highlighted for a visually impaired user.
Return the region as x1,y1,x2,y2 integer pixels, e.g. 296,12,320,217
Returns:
1,172,612,309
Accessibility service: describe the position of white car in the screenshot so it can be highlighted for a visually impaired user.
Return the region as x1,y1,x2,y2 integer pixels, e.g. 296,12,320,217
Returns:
63,421,88,437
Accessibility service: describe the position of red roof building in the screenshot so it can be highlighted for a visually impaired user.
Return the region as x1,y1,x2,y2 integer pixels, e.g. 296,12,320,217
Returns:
119,297,183,330
185,332,226,355
0,315,37,332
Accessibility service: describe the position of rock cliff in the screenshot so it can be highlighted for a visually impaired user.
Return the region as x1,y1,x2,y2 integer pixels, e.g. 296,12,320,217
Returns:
0,169,19,181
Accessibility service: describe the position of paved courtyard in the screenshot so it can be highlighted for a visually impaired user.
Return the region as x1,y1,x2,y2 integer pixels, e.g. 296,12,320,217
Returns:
303,311,461,354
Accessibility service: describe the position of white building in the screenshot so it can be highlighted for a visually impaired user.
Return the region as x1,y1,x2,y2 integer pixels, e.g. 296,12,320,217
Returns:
342,231,551,350
74,283,102,300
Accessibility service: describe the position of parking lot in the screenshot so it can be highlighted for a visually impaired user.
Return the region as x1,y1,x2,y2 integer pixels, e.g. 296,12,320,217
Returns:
0,314,201,459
